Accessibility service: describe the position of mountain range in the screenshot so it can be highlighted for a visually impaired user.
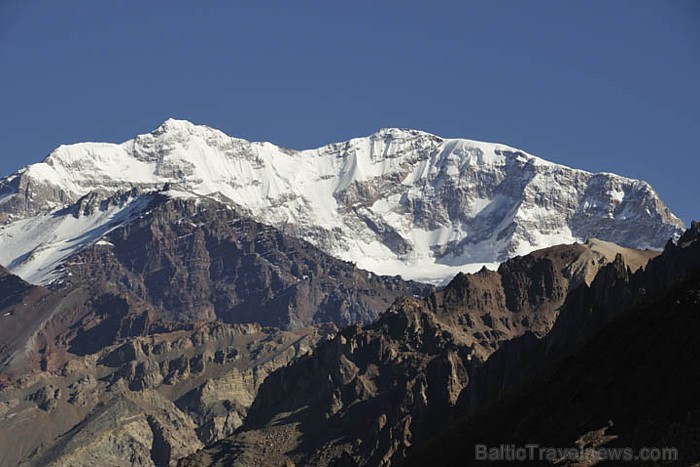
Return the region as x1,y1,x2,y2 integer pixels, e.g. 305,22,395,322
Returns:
0,119,683,285
0,120,696,466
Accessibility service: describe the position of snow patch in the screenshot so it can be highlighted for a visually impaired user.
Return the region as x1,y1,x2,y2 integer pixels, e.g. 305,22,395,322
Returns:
0,196,150,285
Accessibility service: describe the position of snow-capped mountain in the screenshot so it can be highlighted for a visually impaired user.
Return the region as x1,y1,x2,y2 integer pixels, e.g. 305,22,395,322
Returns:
0,119,684,284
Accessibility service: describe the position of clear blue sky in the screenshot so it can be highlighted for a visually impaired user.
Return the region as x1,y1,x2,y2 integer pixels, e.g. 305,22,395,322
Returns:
1,1,698,223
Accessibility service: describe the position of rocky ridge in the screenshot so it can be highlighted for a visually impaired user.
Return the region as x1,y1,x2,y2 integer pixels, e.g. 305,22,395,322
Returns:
181,235,669,466
0,189,430,345
405,222,700,466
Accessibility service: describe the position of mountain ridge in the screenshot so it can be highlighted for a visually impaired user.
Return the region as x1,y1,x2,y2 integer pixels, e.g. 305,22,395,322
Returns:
0,119,684,284
180,223,700,467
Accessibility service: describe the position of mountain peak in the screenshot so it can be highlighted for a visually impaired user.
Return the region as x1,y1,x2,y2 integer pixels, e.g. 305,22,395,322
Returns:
371,127,441,140
153,118,197,133
0,120,685,284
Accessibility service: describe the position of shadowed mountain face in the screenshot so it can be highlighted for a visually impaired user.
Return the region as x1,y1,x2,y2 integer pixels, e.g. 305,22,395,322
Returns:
0,266,36,310
181,228,697,467
0,191,430,378
405,223,700,467
457,222,700,418
61,193,431,329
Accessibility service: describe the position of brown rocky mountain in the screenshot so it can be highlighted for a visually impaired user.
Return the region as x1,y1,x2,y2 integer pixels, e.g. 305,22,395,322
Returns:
457,221,700,417
0,189,430,378
0,189,432,467
61,189,431,329
406,222,700,466
0,253,338,466
181,236,669,466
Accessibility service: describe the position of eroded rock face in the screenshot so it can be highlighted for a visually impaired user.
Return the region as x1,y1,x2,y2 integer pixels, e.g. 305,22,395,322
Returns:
0,322,333,467
62,195,431,328
182,239,665,466
405,227,700,467
459,223,700,418
26,383,60,411
0,226,671,467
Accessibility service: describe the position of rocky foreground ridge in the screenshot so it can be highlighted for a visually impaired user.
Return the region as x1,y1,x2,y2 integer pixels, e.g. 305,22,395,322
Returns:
181,226,700,466
406,222,700,466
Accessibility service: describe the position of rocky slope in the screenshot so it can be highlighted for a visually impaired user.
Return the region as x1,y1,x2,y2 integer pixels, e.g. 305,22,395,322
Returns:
0,189,429,466
0,320,334,467
405,223,700,466
0,119,683,284
0,188,429,332
457,222,700,417
180,236,669,466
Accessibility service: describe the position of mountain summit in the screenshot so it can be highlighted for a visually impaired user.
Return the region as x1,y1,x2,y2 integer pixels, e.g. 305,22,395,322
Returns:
0,119,684,284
